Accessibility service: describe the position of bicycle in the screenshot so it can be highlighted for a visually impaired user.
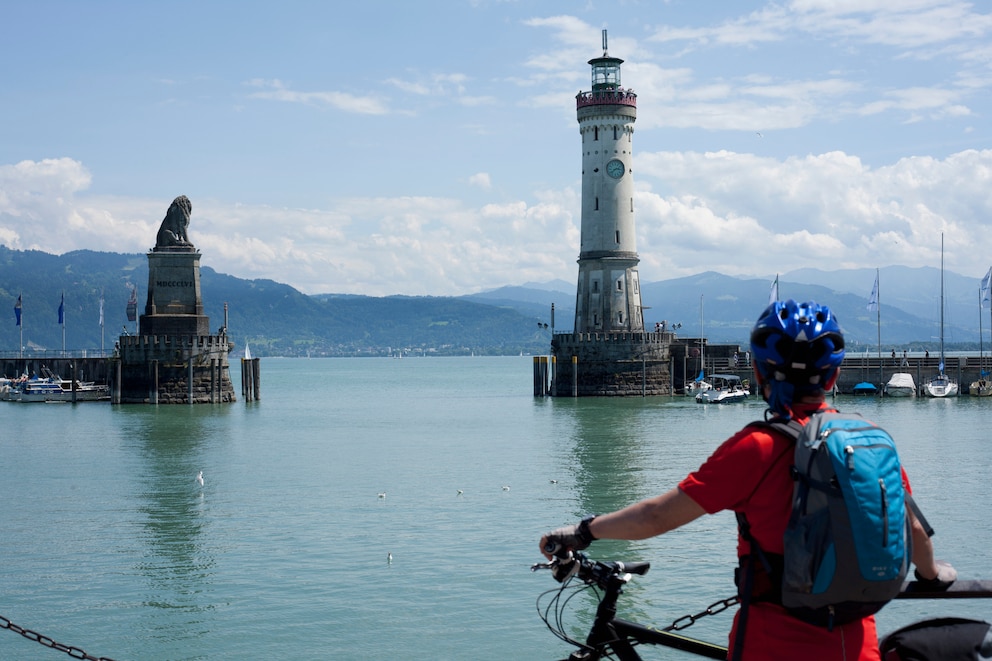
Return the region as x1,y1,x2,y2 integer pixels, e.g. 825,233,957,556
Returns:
532,551,992,661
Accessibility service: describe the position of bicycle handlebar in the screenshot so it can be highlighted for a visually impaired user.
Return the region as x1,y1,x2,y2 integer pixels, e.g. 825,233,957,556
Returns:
532,552,650,588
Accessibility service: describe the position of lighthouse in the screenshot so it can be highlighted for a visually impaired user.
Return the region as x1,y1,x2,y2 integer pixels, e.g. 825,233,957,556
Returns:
574,30,643,333
548,31,671,397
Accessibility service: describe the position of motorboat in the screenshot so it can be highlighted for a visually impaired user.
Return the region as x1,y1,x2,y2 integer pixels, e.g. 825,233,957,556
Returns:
884,373,916,397
852,382,878,396
9,376,109,403
697,374,749,404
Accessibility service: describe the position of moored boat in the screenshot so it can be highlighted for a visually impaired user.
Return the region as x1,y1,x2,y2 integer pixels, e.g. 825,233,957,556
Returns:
884,373,916,397
684,377,712,397
9,376,109,403
969,379,992,397
852,382,877,396
924,373,958,398
923,233,958,397
697,374,749,404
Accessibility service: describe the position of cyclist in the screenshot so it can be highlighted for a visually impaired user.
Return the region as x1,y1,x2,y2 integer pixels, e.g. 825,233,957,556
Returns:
540,299,956,661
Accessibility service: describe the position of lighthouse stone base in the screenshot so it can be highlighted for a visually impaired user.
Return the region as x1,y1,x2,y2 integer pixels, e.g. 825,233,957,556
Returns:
551,332,672,396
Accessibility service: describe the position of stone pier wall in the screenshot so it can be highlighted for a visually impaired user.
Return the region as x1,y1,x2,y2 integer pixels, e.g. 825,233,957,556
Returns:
117,334,236,404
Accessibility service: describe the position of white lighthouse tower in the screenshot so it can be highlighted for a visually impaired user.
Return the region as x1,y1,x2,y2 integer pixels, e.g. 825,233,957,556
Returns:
574,30,644,333
548,31,671,397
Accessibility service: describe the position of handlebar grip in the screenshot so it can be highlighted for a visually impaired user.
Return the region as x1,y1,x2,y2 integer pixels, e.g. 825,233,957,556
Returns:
617,560,651,576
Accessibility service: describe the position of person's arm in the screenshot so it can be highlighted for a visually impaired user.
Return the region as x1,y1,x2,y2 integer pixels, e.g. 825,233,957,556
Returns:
588,487,706,541
909,509,956,583
540,487,705,559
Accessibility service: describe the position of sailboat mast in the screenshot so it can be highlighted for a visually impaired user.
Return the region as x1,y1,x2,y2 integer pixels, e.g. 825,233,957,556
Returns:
876,268,882,390
940,233,945,373
700,294,704,377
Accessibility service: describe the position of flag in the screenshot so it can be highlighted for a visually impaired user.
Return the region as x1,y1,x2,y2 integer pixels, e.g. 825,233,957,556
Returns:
982,266,992,310
14,294,21,326
768,275,779,304
99,293,105,327
58,292,65,325
867,273,879,313
126,285,137,322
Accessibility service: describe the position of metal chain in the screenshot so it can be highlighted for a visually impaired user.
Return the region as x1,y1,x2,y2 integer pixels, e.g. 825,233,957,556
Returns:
1,615,119,661
664,595,740,632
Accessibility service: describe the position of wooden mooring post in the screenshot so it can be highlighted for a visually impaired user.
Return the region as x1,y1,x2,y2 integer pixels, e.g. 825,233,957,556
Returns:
241,357,261,401
532,356,549,396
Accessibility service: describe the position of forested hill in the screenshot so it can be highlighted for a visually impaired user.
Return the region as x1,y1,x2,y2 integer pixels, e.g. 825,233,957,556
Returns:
0,246,984,356
0,247,552,356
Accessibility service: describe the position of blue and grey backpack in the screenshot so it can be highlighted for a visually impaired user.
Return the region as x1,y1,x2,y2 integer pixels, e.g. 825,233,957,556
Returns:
737,411,928,629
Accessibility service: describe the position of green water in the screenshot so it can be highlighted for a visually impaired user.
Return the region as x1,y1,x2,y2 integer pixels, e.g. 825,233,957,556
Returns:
1,357,990,660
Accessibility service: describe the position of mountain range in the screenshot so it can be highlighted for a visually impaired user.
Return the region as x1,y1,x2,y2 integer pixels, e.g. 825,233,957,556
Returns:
1,246,989,356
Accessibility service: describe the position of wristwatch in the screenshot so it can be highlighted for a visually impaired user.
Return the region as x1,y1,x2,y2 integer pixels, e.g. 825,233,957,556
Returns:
578,515,598,544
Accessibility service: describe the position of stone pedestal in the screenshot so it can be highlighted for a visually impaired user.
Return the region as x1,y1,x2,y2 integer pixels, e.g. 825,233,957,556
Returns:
114,244,235,404
140,249,210,336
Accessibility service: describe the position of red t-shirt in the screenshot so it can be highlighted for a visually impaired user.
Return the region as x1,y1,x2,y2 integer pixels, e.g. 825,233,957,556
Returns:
679,405,894,661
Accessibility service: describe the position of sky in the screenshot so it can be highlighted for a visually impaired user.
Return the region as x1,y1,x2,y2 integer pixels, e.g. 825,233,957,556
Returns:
2,0,991,296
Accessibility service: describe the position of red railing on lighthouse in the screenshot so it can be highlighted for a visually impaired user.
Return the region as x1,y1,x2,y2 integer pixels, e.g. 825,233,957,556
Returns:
576,89,637,109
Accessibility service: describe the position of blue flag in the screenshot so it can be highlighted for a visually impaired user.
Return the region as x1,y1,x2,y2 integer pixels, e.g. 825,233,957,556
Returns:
982,266,992,310
867,273,879,313
14,294,21,326
58,293,64,325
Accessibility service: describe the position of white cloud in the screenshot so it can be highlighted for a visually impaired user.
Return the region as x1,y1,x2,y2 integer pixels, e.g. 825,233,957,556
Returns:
633,147,992,277
3,146,991,297
246,79,390,115
468,172,492,189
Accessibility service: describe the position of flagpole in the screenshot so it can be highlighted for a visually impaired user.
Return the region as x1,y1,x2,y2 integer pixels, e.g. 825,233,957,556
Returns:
61,291,66,356
875,268,881,392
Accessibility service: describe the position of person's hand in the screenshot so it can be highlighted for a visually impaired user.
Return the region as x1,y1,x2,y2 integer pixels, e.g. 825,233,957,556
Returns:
915,559,957,587
540,517,595,559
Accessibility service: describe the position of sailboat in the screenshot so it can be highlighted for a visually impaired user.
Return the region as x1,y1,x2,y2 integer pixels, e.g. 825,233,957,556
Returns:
923,233,958,397
970,266,992,396
684,294,711,396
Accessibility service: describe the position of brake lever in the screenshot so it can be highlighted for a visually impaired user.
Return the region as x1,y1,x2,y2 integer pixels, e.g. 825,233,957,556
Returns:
531,553,579,582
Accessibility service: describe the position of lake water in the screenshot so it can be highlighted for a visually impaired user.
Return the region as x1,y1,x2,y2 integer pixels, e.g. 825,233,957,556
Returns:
2,356,990,660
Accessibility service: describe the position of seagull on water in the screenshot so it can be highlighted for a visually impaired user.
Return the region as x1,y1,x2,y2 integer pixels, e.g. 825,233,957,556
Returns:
549,479,558,484
378,492,387,499
196,471,204,487
502,485,510,491
387,552,393,563
457,490,463,495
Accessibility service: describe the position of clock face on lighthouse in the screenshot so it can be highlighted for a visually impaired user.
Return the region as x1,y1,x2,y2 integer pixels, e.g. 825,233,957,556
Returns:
606,159,625,179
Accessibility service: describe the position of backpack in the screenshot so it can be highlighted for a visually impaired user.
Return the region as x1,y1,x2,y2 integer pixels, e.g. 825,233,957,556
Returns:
737,410,921,628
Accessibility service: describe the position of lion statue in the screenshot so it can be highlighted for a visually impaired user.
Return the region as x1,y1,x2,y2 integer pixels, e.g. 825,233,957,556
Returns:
155,195,193,249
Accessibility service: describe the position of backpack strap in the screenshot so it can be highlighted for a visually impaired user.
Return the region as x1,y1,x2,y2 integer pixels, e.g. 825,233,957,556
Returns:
731,419,805,661
907,493,934,538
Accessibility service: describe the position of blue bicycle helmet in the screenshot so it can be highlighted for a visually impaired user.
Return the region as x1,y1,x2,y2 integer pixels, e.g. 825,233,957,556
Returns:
750,300,845,415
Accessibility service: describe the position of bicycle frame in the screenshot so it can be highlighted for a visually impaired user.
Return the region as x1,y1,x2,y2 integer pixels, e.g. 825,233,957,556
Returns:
536,553,992,661
577,616,726,660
